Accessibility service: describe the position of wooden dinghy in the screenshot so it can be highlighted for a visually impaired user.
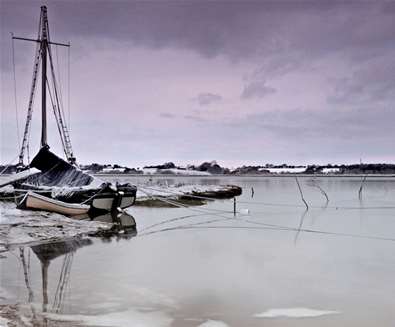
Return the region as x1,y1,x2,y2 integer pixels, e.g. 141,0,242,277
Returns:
17,191,90,216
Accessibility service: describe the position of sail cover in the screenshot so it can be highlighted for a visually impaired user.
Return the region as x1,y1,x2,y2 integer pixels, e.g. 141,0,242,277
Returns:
26,146,94,187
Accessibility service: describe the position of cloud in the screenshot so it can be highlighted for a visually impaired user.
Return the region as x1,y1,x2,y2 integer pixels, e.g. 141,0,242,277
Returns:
183,114,207,123
241,80,276,100
237,105,395,141
194,92,222,106
328,55,395,105
2,1,395,165
160,112,175,119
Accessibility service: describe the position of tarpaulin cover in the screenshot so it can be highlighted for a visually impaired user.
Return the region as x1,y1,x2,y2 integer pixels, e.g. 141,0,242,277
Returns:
26,146,93,187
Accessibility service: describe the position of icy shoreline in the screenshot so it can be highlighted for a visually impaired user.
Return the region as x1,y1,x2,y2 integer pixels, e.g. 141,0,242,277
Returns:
0,206,112,252
0,184,241,250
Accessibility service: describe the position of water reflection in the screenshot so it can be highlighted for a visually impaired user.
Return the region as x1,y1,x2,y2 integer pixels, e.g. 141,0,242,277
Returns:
20,239,93,314
15,225,137,326
2,176,395,326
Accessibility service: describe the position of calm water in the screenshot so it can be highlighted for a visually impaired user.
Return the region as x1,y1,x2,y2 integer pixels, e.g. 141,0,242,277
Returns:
1,176,395,326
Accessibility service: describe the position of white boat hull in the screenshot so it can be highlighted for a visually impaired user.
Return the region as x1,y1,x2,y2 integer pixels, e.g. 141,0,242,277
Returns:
18,192,90,216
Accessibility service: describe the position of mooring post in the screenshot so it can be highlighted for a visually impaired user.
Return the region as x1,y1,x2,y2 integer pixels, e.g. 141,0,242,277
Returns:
233,197,236,217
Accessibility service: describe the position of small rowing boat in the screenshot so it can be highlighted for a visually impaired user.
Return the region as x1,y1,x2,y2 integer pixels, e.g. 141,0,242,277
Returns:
17,191,89,216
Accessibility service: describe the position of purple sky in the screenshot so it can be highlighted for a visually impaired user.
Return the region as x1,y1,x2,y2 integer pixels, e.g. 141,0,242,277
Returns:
1,1,395,168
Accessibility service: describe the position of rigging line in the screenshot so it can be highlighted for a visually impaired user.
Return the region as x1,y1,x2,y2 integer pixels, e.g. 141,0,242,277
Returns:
141,221,395,243
0,154,19,175
46,79,68,156
18,40,41,165
19,248,34,302
67,44,70,129
236,199,306,207
11,34,21,150
47,44,68,128
0,194,25,201
53,254,68,308
140,213,208,232
139,218,282,237
55,45,65,112
150,195,234,214
56,253,73,313
138,184,229,202
139,216,232,237
241,218,395,242
137,189,237,231
235,199,395,210
47,42,74,160
138,187,236,216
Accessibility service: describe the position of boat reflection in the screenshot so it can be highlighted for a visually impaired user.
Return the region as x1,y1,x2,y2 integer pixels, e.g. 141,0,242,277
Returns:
17,221,137,324
76,210,137,236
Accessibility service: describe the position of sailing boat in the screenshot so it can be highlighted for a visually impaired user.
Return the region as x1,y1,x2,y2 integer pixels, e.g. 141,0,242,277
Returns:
1,6,137,215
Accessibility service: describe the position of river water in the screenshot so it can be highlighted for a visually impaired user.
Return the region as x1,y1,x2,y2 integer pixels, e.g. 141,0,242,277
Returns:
1,176,395,327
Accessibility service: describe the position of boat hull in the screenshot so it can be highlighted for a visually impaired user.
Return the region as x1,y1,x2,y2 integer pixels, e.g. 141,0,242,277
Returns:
18,192,90,216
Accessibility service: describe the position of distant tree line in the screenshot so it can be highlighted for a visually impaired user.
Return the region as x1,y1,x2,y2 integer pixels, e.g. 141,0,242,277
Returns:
1,162,395,175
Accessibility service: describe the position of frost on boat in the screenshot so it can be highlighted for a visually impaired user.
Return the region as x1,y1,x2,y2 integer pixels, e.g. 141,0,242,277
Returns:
1,6,137,216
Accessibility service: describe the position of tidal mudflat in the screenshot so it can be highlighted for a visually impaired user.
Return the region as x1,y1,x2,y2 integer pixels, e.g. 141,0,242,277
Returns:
1,176,395,327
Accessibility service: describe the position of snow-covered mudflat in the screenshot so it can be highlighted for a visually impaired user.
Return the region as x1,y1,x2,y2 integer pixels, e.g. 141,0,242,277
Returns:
0,204,111,251
0,183,239,249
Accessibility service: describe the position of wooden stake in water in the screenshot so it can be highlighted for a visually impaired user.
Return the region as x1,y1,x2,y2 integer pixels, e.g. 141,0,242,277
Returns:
295,177,309,210
234,197,237,217
359,176,367,201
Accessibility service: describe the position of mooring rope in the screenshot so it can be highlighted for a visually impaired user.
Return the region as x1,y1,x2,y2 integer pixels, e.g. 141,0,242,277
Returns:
0,154,19,176
11,33,21,150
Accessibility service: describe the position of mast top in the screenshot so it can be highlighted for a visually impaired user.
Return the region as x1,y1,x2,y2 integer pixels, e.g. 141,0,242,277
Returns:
13,6,75,166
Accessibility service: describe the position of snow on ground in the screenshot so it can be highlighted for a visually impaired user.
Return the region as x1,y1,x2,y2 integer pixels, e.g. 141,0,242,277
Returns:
0,316,10,327
44,308,173,327
198,320,230,327
253,308,340,318
263,167,307,174
0,205,111,251
0,183,233,249
167,168,211,176
322,168,341,174
142,168,211,176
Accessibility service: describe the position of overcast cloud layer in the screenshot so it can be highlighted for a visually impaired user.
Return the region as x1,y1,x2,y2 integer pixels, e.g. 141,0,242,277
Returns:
1,0,394,167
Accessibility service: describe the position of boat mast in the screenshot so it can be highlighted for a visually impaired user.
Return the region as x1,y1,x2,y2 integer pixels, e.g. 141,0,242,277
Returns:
40,6,48,147
13,6,75,166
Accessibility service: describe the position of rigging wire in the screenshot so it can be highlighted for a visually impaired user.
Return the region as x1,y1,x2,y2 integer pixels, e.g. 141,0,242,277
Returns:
46,78,68,156
138,210,395,243
139,212,208,233
0,154,19,175
55,45,64,110
138,184,230,202
67,44,71,130
11,33,21,150
135,184,395,242
137,186,235,215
